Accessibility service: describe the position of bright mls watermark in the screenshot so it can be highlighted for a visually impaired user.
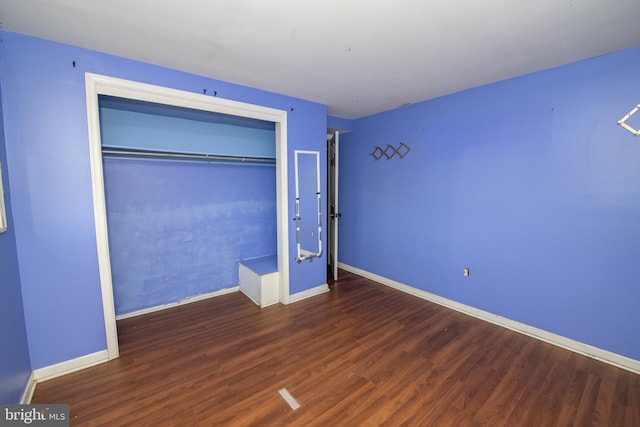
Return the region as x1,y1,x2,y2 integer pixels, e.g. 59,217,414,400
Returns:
0,405,68,426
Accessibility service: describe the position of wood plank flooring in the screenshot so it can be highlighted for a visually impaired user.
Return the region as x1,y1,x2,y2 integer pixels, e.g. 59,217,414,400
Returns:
32,270,640,426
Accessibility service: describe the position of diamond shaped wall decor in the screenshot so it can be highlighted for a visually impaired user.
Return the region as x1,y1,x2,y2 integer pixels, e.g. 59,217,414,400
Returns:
370,142,411,160
617,104,640,136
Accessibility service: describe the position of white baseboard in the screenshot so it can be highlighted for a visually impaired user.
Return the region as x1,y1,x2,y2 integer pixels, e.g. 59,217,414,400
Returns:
339,263,640,376
289,284,329,303
20,372,36,404
116,286,240,320
33,350,109,383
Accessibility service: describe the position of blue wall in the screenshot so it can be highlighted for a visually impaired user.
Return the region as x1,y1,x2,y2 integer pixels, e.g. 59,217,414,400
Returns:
103,158,277,315
0,31,327,370
328,115,354,133
339,47,640,360
0,86,32,403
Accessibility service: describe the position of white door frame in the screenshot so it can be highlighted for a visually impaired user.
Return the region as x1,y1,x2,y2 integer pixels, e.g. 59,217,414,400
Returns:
327,130,340,280
85,73,289,359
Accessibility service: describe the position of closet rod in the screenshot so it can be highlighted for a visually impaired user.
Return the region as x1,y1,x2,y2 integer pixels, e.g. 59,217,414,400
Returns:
101,148,276,164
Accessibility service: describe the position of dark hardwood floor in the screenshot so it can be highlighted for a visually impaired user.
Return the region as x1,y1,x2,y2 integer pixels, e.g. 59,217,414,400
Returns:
33,270,639,426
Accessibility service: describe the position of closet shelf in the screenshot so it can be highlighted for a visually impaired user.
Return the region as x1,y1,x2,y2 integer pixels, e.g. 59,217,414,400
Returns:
101,148,276,164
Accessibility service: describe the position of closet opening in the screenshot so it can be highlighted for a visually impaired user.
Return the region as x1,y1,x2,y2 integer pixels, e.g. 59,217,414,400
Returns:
86,74,289,360
100,95,277,319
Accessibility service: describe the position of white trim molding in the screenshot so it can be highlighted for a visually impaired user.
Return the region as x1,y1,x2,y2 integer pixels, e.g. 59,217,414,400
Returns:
20,372,36,404
289,284,329,303
116,287,240,320
339,263,640,376
33,350,109,383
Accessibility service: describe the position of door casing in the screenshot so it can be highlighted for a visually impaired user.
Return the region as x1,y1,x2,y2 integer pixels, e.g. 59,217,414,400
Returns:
85,73,290,359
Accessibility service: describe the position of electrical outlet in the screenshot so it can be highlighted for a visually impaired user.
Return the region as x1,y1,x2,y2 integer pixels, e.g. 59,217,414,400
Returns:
463,267,470,277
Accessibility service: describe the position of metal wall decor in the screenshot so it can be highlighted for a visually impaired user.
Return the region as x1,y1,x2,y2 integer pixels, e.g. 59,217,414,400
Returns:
618,104,640,136
370,142,411,160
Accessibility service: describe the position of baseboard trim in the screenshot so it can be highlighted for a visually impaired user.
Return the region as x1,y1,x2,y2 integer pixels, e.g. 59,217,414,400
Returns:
20,372,36,404
289,284,329,303
116,287,240,320
339,263,640,376
33,350,109,383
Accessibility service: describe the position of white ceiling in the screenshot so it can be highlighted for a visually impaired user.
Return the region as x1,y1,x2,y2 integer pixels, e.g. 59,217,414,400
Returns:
1,0,640,119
